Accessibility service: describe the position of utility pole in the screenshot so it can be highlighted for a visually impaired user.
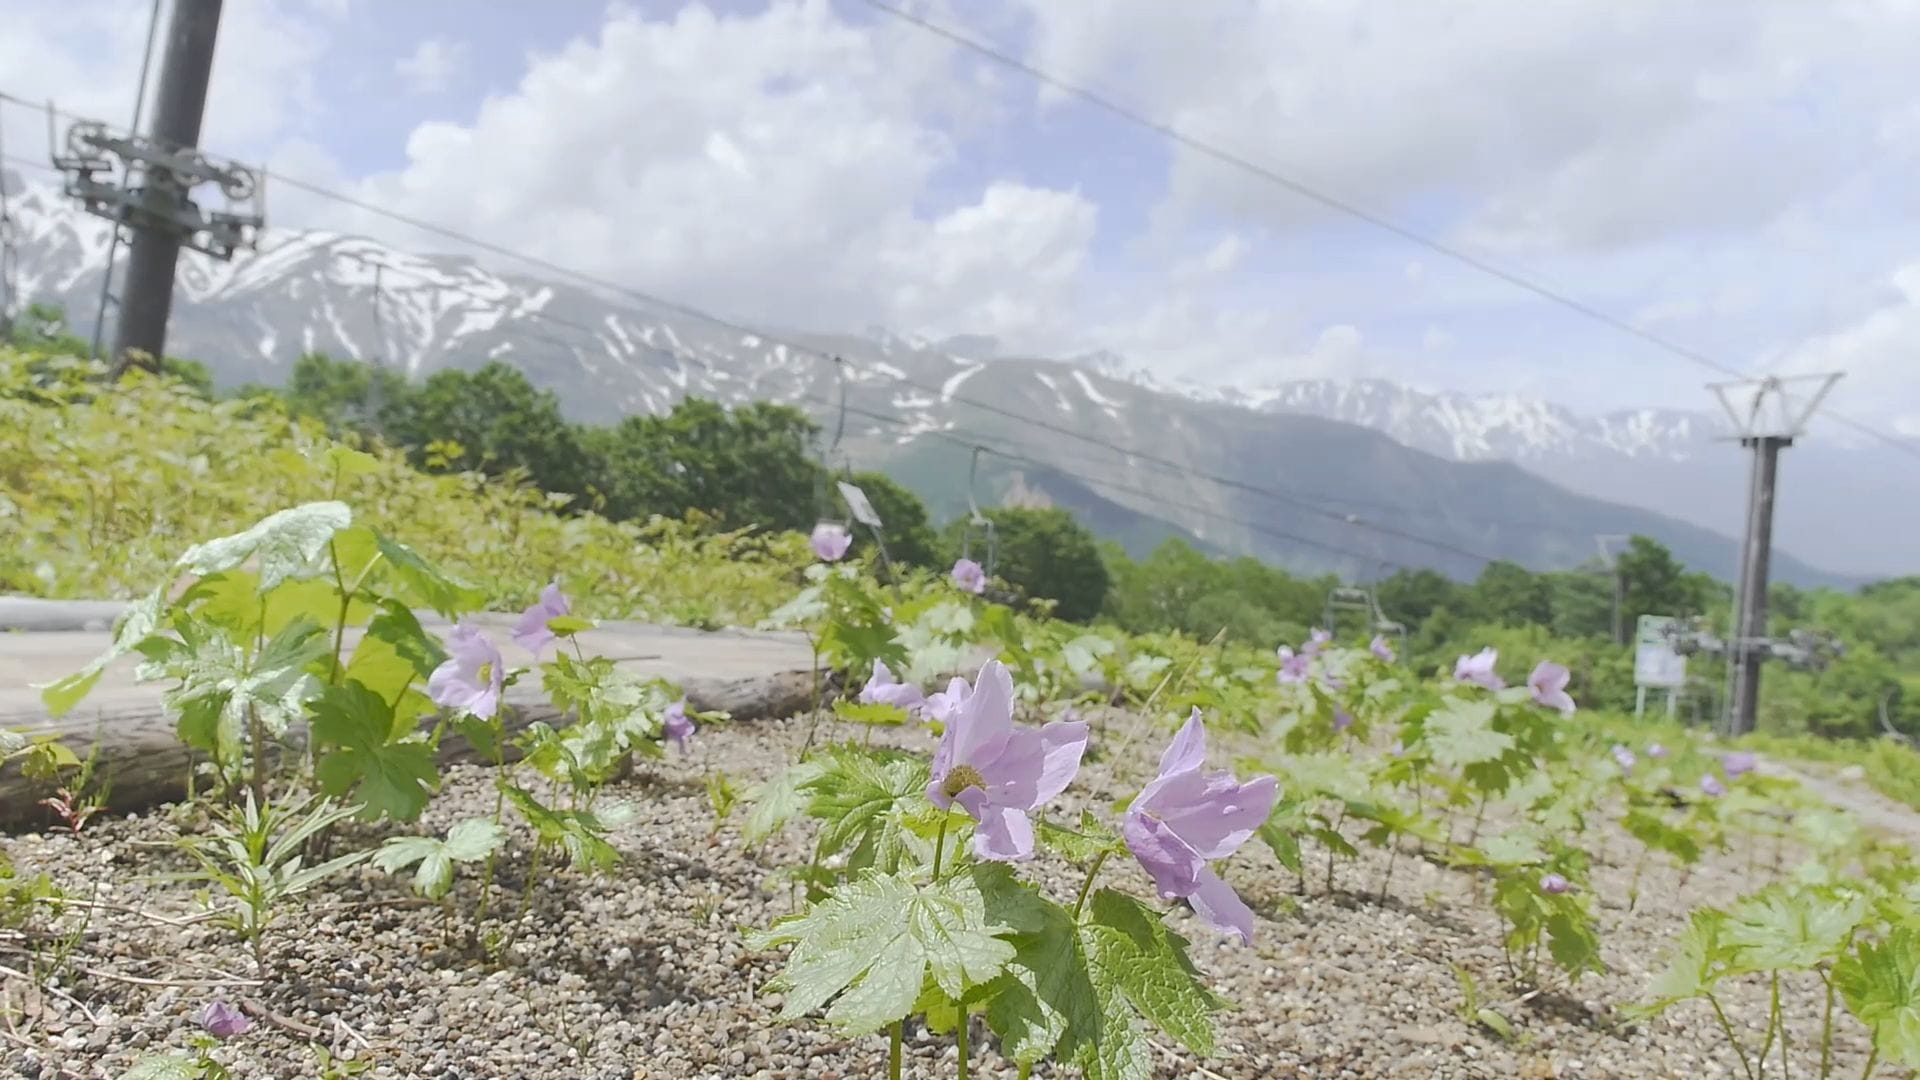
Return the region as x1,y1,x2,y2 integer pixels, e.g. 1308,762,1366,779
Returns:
1709,373,1843,735
112,0,226,376
1595,534,1630,646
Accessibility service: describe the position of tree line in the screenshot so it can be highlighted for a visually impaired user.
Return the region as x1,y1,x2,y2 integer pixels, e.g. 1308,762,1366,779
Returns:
10,307,1913,739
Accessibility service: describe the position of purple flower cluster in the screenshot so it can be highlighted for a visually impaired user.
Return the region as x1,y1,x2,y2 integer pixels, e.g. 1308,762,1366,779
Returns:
810,523,852,562
951,558,988,594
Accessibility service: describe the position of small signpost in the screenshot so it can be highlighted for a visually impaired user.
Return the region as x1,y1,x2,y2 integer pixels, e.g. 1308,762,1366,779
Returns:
1633,614,1687,719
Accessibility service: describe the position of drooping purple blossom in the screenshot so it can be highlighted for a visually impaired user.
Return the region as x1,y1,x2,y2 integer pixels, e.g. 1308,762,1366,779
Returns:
951,558,988,595
810,522,852,562
923,675,971,727
1332,709,1354,734
1454,647,1505,691
1528,660,1575,716
199,1000,252,1039
1723,751,1758,779
428,622,505,720
1276,646,1310,684
858,659,924,713
1647,743,1669,759
1611,744,1636,774
926,660,1088,862
664,699,695,749
1303,627,1332,657
1123,709,1279,944
1370,635,1396,663
1539,873,1571,895
510,580,571,656
1700,774,1727,798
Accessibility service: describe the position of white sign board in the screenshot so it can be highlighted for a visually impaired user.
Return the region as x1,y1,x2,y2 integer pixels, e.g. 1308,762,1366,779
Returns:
836,481,884,528
1634,615,1688,689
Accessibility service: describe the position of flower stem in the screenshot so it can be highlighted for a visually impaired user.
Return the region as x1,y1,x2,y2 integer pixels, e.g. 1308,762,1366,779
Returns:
956,1013,969,1078
931,810,952,880
1819,970,1836,1079
889,1020,902,1080
1707,991,1758,1080
1072,851,1111,921
1860,1044,1880,1079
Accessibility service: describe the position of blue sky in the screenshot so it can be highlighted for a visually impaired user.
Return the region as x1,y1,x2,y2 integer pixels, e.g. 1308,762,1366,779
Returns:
7,0,1920,435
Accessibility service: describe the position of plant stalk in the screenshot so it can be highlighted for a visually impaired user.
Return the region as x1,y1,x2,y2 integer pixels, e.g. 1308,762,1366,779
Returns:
1706,991,1758,1080
1072,851,1111,920
889,1020,902,1080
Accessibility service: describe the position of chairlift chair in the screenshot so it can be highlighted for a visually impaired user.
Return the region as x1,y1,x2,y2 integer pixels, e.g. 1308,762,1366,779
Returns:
960,445,997,577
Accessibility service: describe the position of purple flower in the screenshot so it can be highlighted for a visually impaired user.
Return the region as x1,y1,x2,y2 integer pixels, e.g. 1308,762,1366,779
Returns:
199,999,251,1039
1332,709,1354,733
1612,744,1636,774
951,558,987,595
1303,627,1332,657
428,622,505,720
1724,751,1758,779
1539,873,1570,895
810,522,852,562
858,659,924,713
1276,646,1310,684
923,675,971,727
1454,647,1505,690
926,660,1088,862
1370,635,1396,663
1700,774,1727,798
510,580,571,656
1122,709,1280,944
664,699,695,749
1528,660,1575,716
1647,743,1669,760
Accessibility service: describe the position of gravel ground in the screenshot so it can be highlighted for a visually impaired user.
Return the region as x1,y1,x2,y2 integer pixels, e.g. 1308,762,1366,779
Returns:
0,709,1894,1080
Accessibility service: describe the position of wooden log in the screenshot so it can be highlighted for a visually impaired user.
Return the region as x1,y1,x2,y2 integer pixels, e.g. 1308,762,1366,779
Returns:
0,668,832,829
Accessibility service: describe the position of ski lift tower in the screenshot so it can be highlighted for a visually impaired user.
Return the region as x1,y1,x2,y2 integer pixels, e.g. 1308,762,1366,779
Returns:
1708,373,1842,736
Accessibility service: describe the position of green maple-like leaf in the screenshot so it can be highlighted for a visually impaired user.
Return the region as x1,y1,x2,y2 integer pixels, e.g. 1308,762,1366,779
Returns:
1637,910,1730,1016
118,1054,203,1080
174,501,352,591
1835,927,1920,1066
373,532,484,617
343,602,445,722
372,817,506,899
747,865,1022,1037
1424,698,1514,771
1723,887,1866,973
311,680,439,821
1083,889,1220,1056
39,585,167,717
1037,812,1126,864
501,784,619,871
745,759,827,844
804,747,930,873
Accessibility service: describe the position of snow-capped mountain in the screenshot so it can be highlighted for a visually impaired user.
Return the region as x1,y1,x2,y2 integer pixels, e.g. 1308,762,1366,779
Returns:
5,172,1900,585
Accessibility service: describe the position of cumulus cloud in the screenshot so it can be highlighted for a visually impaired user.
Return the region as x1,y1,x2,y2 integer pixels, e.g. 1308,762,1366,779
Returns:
1776,264,1920,435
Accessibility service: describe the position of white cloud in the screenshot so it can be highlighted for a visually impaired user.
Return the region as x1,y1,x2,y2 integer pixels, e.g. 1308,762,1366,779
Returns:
320,0,1095,350
395,38,468,96
1776,263,1920,435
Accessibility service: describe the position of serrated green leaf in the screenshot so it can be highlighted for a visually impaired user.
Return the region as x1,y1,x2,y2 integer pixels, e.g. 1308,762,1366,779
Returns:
1424,698,1514,770
311,681,439,821
500,784,619,871
174,501,352,591
1038,812,1126,864
832,699,909,727
745,760,826,844
1836,926,1920,1066
118,1054,202,1080
373,532,483,617
39,586,167,717
1638,910,1729,1014
372,817,504,898
1084,889,1220,1056
1724,887,1866,972
748,866,1018,1036
805,748,930,874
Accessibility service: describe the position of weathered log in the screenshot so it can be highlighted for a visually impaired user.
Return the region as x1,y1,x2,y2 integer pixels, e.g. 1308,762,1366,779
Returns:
0,668,830,829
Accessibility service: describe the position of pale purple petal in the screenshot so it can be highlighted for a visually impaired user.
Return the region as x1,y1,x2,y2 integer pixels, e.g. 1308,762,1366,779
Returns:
1529,660,1575,716
1028,719,1090,805
953,660,1014,766
1724,751,1758,779
1333,709,1354,733
664,700,695,748
1187,865,1257,944
1540,873,1570,895
429,623,504,719
1137,771,1279,861
859,659,925,712
1612,744,1636,774
199,999,252,1039
1370,635,1395,663
1700,774,1727,798
810,523,852,562
1455,647,1505,690
510,581,570,656
1157,708,1208,777
956,787,1035,862
1121,811,1204,898
952,558,988,594
1647,743,1669,759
